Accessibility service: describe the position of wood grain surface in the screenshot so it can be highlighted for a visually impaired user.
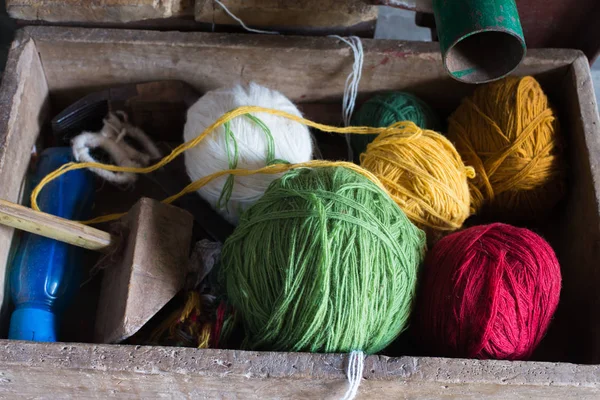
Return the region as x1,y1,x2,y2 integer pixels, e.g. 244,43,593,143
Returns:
195,0,377,29
0,341,600,398
0,36,49,324
0,199,113,252
95,198,193,344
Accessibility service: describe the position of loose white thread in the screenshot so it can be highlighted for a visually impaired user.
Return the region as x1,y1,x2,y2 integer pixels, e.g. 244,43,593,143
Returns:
329,36,364,127
71,112,161,185
341,350,365,400
72,132,140,185
214,0,280,35
101,112,162,165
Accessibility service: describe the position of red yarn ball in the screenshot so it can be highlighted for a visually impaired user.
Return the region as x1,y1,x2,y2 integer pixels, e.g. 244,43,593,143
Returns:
418,223,561,360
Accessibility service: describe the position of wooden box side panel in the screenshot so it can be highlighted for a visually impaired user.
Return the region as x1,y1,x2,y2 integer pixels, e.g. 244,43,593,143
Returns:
6,0,194,23
549,56,600,364
28,27,578,120
0,341,599,398
0,32,50,322
195,0,378,30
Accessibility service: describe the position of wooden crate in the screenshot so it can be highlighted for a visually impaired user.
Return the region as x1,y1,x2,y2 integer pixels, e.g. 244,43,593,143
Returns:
0,26,599,398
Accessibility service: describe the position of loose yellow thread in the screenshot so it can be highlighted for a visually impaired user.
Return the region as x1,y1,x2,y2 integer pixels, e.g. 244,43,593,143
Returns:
31,106,399,224
147,308,181,344
32,105,475,229
180,291,201,322
148,291,212,348
198,324,212,349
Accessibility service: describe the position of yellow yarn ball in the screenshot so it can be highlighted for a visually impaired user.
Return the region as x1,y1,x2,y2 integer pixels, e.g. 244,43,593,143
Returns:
360,121,475,233
447,76,565,219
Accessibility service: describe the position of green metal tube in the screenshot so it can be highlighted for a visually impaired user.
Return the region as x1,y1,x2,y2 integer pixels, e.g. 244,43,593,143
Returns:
433,0,526,84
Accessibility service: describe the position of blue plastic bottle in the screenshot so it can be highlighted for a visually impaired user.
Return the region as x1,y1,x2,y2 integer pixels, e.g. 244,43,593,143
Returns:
9,147,95,342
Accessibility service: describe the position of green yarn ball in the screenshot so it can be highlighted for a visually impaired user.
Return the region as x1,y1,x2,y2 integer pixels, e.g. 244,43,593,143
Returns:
350,92,441,162
221,166,426,354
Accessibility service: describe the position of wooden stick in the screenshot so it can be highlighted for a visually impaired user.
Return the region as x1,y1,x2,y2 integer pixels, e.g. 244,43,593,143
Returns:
0,199,113,252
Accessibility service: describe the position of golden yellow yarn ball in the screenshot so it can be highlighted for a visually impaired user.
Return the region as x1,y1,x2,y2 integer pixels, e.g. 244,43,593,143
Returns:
360,121,475,234
447,76,565,219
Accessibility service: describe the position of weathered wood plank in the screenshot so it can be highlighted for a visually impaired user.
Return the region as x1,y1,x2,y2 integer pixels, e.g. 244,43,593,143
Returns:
547,56,600,364
0,341,599,399
95,198,193,344
0,30,49,323
371,0,432,12
28,27,578,117
195,0,377,30
6,0,194,23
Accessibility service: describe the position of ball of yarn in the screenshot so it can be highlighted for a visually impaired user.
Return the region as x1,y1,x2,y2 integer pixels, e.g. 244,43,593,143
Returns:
350,92,440,161
184,82,313,224
360,121,474,234
221,166,426,354
417,223,561,360
447,76,565,219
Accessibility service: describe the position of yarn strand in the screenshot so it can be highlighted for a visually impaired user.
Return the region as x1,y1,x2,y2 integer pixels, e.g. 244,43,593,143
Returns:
216,114,288,211
216,121,239,211
329,36,364,127
213,0,280,35
30,106,438,224
342,350,365,400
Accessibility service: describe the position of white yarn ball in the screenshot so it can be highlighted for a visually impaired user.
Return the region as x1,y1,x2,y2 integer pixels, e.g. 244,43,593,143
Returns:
183,82,313,224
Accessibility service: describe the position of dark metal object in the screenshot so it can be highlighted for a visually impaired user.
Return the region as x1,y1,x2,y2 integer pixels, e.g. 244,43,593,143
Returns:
51,80,200,144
